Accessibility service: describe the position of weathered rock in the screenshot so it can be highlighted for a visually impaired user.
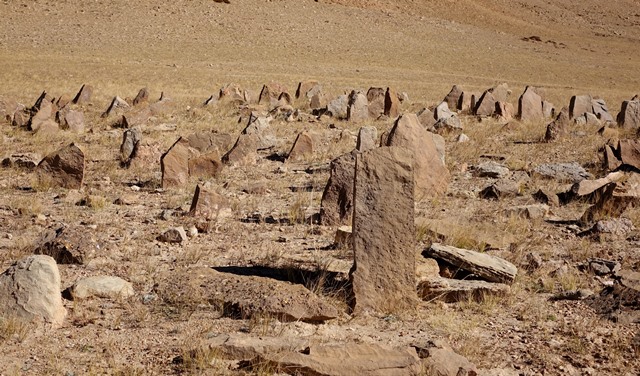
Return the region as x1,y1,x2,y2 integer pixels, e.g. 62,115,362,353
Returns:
574,112,600,127
327,94,349,119
258,82,288,105
188,151,223,179
416,107,436,130
569,171,626,199
0,96,19,123
60,109,85,132
157,227,188,243
205,333,310,362
494,101,514,122
459,91,476,113
544,107,571,141
383,87,400,118
72,84,93,105
542,101,556,119
0,255,66,327
161,138,197,188
185,131,234,155
132,87,150,106
505,204,549,219
222,133,258,166
604,144,622,171
12,108,30,127
120,127,142,166
189,184,230,219
569,94,593,119
417,340,479,376
618,139,640,170
418,277,510,303
36,143,85,189
351,147,418,313
334,225,353,248
287,132,314,162
347,91,368,122
356,126,377,152
70,276,135,300
579,177,640,225
443,85,463,111
158,267,338,322
310,92,328,110
533,188,560,206
518,86,543,122
296,80,321,99
386,113,450,199
320,151,358,226
1,153,41,169
617,99,640,129
580,218,635,239
255,342,422,376
33,224,99,265
367,87,385,103
475,84,510,116
116,106,151,128
28,99,54,132
425,243,517,284
592,98,614,122
434,102,463,130
532,162,591,183
473,161,510,179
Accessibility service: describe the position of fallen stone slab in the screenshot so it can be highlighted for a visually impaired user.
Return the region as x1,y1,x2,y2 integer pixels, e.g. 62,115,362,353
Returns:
532,162,591,183
0,255,66,327
157,267,339,323
473,161,510,179
204,333,310,362
568,171,626,199
417,277,510,303
255,342,422,376
415,340,479,376
424,243,517,284
69,276,135,300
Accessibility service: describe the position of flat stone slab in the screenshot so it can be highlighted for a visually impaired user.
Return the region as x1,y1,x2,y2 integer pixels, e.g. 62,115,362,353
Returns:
424,243,517,284
157,267,339,323
417,277,511,303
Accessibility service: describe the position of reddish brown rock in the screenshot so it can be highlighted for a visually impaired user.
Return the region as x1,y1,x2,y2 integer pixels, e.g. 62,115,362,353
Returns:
60,109,85,133
55,94,72,109
29,100,54,132
544,107,570,142
383,87,400,118
386,113,450,199
542,101,556,119
258,82,288,105
295,80,320,99
161,138,197,188
604,144,622,171
222,133,258,166
189,185,230,219
188,151,223,179
347,91,369,122
36,143,85,189
351,147,418,314
366,87,385,103
287,132,314,162
218,83,244,103
518,86,543,122
495,101,514,121
320,151,357,226
132,87,150,106
618,139,640,170
72,84,93,105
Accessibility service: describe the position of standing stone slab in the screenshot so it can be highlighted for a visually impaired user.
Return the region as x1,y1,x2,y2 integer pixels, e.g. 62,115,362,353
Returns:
36,143,85,189
518,86,543,122
161,138,194,188
356,126,378,152
351,147,417,313
320,151,358,226
287,132,314,162
569,94,593,119
384,87,400,118
347,91,369,122
617,100,640,129
425,243,518,284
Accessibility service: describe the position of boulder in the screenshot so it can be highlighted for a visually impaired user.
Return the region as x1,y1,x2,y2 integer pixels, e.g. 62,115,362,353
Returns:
1,153,41,169
356,126,378,152
0,255,66,327
158,267,338,322
416,108,436,130
258,82,288,105
544,107,570,141
102,96,129,118
36,143,85,189
222,133,259,166
569,94,593,119
347,91,369,122
592,98,614,122
473,161,510,179
295,80,321,99
532,162,591,183
474,90,496,117
59,109,85,133
417,341,479,376
617,99,640,129
120,127,142,166
132,87,150,106
186,131,235,154
72,84,93,105
518,86,543,122
386,113,450,199
70,276,135,300
33,224,99,265
320,151,358,226
618,139,640,170
351,147,418,313
383,87,400,118
604,144,622,171
287,132,314,162
424,243,518,284
157,227,188,243
160,138,197,188
443,85,463,111
190,185,230,219
542,101,556,119
494,101,514,122
28,100,54,132
327,94,349,119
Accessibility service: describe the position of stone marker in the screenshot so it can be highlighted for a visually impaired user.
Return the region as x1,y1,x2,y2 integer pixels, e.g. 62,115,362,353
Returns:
161,138,196,188
0,255,66,327
222,133,259,166
36,143,85,189
383,87,400,118
33,224,98,265
617,99,640,129
569,94,593,119
188,151,223,179
189,184,230,219
287,132,314,162
71,276,135,300
544,107,570,141
618,139,640,170
356,126,377,152
347,90,369,122
132,87,150,106
327,94,349,119
351,147,418,313
518,86,543,122
72,84,93,105
320,151,358,226
443,85,463,110
120,127,142,166
386,113,450,199
592,98,614,122
418,277,510,303
425,243,518,284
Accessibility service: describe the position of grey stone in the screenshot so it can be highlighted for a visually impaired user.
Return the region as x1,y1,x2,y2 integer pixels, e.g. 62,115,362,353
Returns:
71,276,135,300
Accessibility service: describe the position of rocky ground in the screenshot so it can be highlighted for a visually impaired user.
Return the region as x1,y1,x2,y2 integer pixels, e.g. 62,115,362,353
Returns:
1,1,640,375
